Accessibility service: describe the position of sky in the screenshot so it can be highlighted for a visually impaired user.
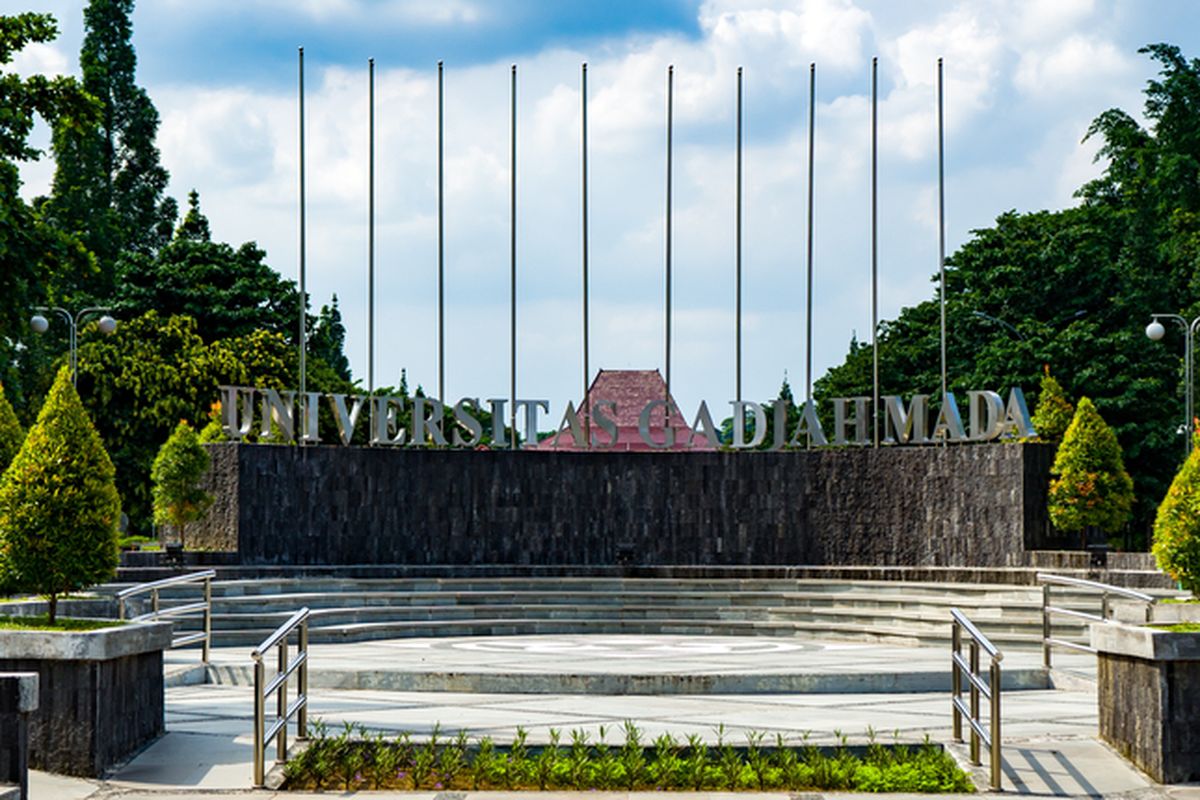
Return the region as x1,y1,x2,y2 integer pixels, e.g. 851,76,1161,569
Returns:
10,0,1200,420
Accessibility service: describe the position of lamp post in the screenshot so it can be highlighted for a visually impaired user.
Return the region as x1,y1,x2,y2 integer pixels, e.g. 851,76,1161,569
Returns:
29,307,117,385
1146,314,1200,454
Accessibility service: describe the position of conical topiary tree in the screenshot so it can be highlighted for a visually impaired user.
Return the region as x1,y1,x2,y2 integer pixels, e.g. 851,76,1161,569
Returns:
1048,397,1134,549
0,381,23,475
0,367,120,622
1031,367,1074,444
151,420,212,549
1152,427,1200,597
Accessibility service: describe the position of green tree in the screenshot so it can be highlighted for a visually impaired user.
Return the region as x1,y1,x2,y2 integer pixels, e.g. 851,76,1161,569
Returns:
1031,369,1075,444
0,13,96,413
1048,397,1135,546
311,296,351,382
151,420,212,549
0,381,23,474
112,192,299,342
44,0,176,300
0,367,119,622
1152,429,1200,597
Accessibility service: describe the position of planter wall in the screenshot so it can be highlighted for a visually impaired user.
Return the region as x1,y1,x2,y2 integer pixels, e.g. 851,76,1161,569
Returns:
1093,622,1200,783
0,622,172,778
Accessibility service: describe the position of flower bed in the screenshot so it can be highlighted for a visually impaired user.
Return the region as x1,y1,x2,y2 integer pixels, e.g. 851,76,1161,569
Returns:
282,721,975,793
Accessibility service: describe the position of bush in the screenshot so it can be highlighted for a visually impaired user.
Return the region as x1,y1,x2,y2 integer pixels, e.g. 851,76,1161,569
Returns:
1152,430,1200,597
0,367,120,622
1031,369,1074,444
0,381,23,475
151,420,213,549
1048,397,1134,543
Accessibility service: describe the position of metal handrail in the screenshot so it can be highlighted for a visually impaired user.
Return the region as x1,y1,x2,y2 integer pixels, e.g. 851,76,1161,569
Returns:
117,570,216,663
951,608,1002,791
1037,572,1156,667
251,607,309,788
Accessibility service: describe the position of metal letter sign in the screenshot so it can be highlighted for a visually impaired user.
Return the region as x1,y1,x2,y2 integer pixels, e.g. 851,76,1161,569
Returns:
218,386,1036,449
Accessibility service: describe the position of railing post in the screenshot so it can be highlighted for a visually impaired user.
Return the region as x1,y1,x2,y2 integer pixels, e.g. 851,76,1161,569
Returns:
1041,583,1051,669
1101,591,1110,621
253,658,265,788
951,619,962,741
969,640,981,765
297,617,309,740
152,587,160,615
118,596,126,621
990,657,1002,791
277,639,289,764
202,576,212,665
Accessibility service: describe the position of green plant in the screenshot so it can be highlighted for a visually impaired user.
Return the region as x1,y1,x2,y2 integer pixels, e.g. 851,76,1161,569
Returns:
620,720,647,789
0,367,120,623
1048,397,1134,547
1152,428,1200,598
151,419,212,549
1031,369,1075,444
0,381,23,476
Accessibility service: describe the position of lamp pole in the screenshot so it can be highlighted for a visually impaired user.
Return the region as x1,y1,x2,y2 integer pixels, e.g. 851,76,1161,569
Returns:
1146,314,1200,454
30,307,117,385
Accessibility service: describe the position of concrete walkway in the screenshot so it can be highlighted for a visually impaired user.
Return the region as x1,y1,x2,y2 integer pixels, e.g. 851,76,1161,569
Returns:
26,634,1197,799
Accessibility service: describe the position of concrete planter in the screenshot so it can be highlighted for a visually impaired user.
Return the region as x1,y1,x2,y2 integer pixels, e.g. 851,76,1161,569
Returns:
0,621,173,777
1111,597,1200,625
1092,622,1200,783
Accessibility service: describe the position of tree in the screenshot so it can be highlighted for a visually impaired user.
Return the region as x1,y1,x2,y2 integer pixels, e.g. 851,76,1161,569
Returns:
0,381,23,475
1031,368,1075,444
1048,397,1135,547
311,296,351,382
151,420,212,549
1152,428,1200,597
43,0,176,300
0,367,119,622
111,192,300,342
0,13,97,411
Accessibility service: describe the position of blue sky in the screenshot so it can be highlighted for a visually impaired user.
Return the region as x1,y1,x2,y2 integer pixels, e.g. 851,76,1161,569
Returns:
12,0,1200,418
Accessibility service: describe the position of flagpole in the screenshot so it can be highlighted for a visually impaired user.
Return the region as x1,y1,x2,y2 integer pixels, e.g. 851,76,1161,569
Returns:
298,46,307,397
938,57,947,407
368,57,375,418
438,60,446,404
735,66,743,404
665,65,674,413
805,62,816,441
509,64,517,450
871,56,879,448
581,62,591,446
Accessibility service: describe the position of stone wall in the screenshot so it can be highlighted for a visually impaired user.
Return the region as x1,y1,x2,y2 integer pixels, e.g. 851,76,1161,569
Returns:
193,442,1063,567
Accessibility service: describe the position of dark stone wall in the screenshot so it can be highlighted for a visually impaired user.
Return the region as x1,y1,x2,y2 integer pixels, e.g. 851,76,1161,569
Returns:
197,442,1059,568
0,652,164,778
1098,651,1200,783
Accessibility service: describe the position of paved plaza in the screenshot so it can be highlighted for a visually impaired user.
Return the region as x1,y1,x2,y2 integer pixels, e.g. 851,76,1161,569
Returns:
24,634,1199,799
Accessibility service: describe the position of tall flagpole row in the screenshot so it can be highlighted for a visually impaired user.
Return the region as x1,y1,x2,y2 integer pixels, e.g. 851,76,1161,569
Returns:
298,47,307,398
871,56,879,448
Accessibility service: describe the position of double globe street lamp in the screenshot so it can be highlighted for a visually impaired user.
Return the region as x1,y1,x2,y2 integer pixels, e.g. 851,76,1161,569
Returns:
30,306,117,385
1145,314,1200,454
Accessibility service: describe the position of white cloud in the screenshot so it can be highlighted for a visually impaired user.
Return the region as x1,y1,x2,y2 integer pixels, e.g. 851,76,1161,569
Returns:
9,42,70,78
1014,34,1135,99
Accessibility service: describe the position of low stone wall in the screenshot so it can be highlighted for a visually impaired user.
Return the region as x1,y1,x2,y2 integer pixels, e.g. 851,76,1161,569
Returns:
0,624,172,778
1094,624,1200,783
193,442,1065,568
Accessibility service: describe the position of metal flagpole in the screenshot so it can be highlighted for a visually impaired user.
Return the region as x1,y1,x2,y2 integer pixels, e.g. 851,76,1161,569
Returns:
805,62,816,442
299,46,307,397
510,64,517,450
368,57,375,425
581,62,590,446
665,65,674,413
438,60,446,404
938,57,947,408
735,66,743,404
871,56,879,448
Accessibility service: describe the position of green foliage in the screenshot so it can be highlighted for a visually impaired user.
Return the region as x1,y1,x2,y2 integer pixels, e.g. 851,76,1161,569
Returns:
1049,398,1135,535
0,614,121,631
43,0,176,300
311,296,351,382
1031,370,1075,444
1152,431,1200,597
813,45,1200,541
0,382,23,474
283,721,974,793
151,420,212,548
0,367,119,622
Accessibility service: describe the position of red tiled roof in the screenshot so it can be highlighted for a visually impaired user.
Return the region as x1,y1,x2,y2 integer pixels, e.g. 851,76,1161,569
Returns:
536,369,715,451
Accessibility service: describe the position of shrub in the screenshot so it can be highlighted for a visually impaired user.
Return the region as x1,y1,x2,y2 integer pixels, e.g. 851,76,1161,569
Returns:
0,381,23,475
151,420,213,549
1048,397,1134,544
1030,369,1074,444
1152,429,1200,597
0,367,120,622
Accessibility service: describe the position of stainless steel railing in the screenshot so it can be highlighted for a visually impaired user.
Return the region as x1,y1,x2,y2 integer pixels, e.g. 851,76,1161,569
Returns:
116,569,216,663
251,607,309,788
1037,572,1155,667
951,608,1002,792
